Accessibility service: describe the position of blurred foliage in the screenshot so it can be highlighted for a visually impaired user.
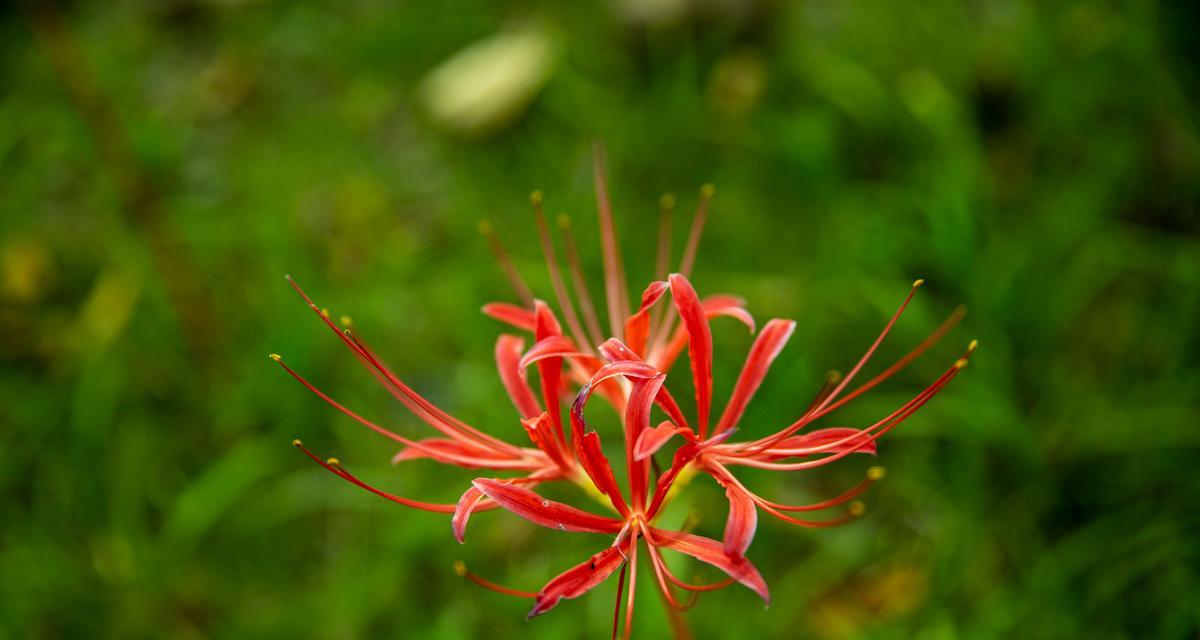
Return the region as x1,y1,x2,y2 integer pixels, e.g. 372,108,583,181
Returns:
2,0,1198,638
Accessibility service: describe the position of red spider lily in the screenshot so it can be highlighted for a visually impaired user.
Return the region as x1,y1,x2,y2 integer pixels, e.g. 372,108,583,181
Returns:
272,142,972,638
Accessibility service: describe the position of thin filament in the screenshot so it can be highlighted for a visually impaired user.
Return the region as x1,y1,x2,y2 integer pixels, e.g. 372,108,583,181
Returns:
479,220,535,307
533,193,592,353
559,214,606,347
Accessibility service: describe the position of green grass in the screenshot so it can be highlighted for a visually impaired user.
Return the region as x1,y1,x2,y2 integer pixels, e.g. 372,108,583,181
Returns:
2,1,1198,637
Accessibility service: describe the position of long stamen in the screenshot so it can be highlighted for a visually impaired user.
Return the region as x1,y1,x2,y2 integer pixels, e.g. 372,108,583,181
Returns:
647,194,674,344
532,191,592,353
292,440,457,513
272,355,531,468
641,526,734,593
756,499,864,527
708,462,866,526
741,280,927,452
592,141,631,339
732,349,971,465
814,306,967,418
479,219,535,307
655,194,675,282
806,279,925,418
650,184,714,356
804,370,842,413
455,561,537,598
644,538,696,611
749,466,885,513
622,533,639,640
679,183,714,279
611,559,628,640
559,214,606,346
285,275,527,456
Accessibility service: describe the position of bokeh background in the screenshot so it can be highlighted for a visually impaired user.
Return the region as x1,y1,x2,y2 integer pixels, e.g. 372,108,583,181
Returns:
3,0,1198,638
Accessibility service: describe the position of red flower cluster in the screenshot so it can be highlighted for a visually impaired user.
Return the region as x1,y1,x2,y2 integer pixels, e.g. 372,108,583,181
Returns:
272,147,973,638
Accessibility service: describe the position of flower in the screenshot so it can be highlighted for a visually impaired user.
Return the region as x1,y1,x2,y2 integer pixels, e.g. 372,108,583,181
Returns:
272,143,972,637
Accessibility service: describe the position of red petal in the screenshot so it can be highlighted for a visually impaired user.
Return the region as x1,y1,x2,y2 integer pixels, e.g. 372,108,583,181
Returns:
519,334,586,370
720,482,758,559
702,294,755,332
646,441,702,518
483,302,536,331
578,430,630,516
598,338,692,433
567,363,634,515
647,527,770,604
668,274,713,437
452,485,488,544
534,302,568,442
522,412,569,467
528,546,626,618
715,319,796,435
472,478,624,534
496,335,541,419
634,421,683,462
598,338,640,362
624,375,666,510
653,294,756,375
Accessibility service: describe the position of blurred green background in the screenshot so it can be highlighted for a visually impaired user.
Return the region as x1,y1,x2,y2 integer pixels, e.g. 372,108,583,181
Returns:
3,0,1198,638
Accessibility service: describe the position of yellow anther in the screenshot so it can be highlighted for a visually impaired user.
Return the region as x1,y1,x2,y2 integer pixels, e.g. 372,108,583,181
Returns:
320,308,330,319
529,190,544,205
967,339,979,354
291,439,302,447
339,315,353,328
477,219,493,235
700,183,716,198
826,369,842,383
954,358,969,369
912,278,925,288
269,353,282,362
867,466,886,481
848,501,866,517
326,457,341,466
454,561,467,577
659,193,676,210
556,213,571,229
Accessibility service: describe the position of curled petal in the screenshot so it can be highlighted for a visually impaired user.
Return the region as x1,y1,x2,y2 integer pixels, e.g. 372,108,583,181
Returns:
634,421,686,462
452,486,488,544
598,338,692,432
647,527,770,605
472,479,624,535
483,302,536,332
496,335,541,419
598,337,640,363
519,334,587,370
702,294,755,333
522,413,569,467
528,546,626,618
721,482,758,560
